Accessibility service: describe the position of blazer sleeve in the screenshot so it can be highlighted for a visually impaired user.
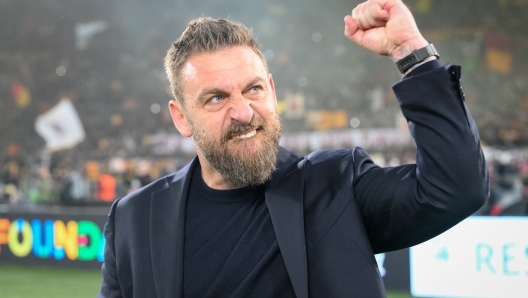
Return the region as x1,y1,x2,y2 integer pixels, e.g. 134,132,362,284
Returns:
352,63,489,253
98,199,123,298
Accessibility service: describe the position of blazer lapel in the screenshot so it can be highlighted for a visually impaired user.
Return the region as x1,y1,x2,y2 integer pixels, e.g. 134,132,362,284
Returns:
265,147,309,298
150,158,198,298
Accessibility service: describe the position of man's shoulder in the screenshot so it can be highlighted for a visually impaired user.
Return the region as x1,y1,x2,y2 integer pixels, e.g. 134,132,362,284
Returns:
303,147,372,168
280,146,370,162
278,146,375,181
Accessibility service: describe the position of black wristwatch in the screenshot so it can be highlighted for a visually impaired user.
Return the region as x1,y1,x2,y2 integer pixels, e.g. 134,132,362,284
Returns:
396,43,440,74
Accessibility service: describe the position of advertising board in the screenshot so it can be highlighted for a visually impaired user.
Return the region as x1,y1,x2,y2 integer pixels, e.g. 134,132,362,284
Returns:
410,217,528,298
0,211,107,269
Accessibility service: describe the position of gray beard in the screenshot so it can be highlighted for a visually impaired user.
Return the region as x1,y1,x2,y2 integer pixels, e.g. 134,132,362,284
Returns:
190,114,281,188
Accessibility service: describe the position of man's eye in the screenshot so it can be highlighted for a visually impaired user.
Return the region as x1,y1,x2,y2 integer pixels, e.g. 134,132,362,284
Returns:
210,95,224,103
250,86,260,92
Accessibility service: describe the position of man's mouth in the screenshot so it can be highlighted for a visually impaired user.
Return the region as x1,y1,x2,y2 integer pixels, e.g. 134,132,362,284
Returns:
230,128,258,140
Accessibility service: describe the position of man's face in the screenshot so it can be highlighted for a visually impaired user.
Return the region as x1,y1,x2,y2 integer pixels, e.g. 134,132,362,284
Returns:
170,46,281,188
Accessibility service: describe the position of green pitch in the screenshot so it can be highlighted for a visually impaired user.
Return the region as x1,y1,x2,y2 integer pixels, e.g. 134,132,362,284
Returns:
0,264,101,298
0,264,414,298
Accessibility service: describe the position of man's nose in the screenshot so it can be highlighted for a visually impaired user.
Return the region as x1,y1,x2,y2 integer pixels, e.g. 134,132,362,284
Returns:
228,95,254,124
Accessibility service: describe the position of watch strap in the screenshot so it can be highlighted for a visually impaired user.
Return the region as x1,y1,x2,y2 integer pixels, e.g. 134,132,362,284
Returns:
396,43,440,74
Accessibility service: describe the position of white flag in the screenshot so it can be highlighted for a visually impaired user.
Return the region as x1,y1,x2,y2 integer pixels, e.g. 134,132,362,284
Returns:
75,20,108,50
34,98,86,152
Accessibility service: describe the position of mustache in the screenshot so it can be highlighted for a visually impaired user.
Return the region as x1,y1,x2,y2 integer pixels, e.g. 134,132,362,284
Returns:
220,116,266,144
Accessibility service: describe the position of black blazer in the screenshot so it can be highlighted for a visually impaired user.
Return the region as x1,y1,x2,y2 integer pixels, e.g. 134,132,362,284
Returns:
98,63,489,298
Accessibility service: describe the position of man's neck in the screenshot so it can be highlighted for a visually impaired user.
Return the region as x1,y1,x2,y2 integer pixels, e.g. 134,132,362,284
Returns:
196,153,238,190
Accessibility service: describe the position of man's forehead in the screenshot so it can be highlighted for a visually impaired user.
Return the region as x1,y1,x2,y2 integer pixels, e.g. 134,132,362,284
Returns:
184,47,265,73
181,47,268,91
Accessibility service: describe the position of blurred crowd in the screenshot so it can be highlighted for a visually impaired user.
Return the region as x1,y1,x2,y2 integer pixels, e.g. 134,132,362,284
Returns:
0,143,188,207
476,147,528,216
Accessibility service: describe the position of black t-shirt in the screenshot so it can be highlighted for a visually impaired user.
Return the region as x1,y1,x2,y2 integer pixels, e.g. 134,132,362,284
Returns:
183,166,296,298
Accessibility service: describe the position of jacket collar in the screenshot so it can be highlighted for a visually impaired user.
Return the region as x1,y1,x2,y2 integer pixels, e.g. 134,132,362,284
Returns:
149,147,308,298
265,147,308,298
150,157,198,298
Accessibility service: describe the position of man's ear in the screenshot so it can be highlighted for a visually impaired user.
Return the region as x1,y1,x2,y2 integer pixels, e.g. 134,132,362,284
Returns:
168,100,192,137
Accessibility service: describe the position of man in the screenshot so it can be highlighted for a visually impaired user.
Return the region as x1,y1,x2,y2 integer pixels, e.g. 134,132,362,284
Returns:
98,0,489,297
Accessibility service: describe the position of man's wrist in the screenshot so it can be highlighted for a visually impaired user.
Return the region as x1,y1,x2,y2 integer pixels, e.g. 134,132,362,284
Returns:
401,56,438,75
395,43,440,75
389,38,430,62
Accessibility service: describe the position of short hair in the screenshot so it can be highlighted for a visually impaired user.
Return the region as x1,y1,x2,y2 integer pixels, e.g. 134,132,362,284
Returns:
164,17,267,105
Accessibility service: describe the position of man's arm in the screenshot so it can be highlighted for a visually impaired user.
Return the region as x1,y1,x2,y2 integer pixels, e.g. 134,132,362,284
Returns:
352,63,489,253
343,0,489,252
